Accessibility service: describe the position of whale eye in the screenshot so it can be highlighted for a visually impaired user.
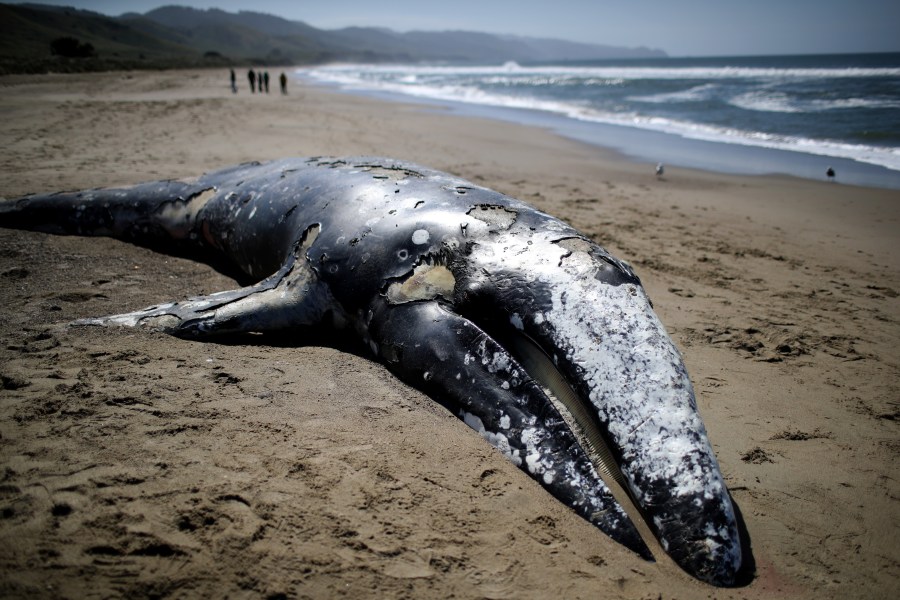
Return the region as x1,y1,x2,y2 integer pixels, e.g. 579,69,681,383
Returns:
397,249,409,261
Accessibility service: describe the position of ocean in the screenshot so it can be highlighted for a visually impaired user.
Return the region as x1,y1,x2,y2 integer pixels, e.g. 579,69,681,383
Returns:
301,53,900,189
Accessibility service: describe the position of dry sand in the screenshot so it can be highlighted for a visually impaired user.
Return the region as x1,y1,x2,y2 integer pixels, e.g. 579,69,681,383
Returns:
0,69,897,599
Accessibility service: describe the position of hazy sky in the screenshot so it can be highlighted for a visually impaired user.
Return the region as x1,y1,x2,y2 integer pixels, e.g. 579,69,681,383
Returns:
19,0,900,57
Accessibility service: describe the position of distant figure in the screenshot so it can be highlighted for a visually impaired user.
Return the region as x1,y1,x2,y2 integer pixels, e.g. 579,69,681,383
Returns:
248,69,256,94
826,166,836,181
655,163,665,179
263,71,270,94
279,72,287,95
230,69,237,93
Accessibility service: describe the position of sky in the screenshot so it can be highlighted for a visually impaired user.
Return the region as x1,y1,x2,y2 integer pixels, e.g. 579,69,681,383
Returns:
18,0,900,57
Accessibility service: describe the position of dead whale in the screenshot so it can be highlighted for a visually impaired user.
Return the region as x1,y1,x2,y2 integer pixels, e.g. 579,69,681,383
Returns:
1,157,742,585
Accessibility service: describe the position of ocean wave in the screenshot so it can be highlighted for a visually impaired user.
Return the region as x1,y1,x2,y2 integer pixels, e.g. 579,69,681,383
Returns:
308,63,900,81
728,91,805,113
618,116,900,172
302,65,900,172
479,75,625,87
629,84,720,104
729,91,900,113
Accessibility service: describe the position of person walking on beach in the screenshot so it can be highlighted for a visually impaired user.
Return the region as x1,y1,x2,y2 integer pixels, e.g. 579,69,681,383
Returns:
655,163,665,179
826,166,836,181
263,71,270,94
279,72,287,95
248,69,256,94
230,69,237,93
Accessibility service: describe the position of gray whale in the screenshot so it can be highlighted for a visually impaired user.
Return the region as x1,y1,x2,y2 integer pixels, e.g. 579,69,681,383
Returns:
1,157,742,585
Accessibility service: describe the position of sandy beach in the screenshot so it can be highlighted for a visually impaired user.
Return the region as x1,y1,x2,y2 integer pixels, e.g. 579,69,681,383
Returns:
0,69,897,599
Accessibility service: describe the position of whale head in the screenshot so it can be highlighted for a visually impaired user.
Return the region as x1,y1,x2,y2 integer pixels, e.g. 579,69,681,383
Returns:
436,204,744,585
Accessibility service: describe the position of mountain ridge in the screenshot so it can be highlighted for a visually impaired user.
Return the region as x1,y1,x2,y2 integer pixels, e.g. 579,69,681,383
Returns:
1,3,667,74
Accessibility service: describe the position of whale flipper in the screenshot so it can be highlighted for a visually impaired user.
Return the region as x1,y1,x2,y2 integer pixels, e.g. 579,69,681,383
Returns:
75,227,333,337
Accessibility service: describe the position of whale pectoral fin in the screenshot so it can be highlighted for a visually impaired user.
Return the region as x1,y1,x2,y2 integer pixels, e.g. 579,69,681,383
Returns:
369,300,652,559
74,255,333,338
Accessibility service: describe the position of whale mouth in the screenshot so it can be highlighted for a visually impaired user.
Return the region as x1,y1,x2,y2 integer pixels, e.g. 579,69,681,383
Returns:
472,314,742,587
505,331,659,549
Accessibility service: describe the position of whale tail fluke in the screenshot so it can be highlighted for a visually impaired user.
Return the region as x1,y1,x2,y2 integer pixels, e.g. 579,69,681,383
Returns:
0,180,218,251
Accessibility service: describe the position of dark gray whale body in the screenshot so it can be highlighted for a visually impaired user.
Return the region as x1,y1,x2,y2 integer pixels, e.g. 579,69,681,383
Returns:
1,157,742,585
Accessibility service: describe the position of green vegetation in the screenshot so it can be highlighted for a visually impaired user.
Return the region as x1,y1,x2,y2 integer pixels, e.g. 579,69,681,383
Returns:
49,36,95,58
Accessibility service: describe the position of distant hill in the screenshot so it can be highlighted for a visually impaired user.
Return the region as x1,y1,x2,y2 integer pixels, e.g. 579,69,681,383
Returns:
0,3,667,74
0,3,201,72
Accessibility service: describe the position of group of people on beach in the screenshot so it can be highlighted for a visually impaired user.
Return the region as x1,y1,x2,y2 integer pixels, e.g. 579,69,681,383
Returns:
230,69,288,95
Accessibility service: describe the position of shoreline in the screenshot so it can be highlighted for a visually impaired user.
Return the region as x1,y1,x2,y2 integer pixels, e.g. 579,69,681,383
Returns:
297,72,900,191
1,69,898,599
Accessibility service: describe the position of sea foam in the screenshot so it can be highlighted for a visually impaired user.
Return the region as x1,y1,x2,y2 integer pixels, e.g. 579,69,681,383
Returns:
303,60,900,173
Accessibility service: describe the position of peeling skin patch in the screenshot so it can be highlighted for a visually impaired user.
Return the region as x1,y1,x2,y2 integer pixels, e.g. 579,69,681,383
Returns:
467,205,517,231
412,229,430,245
386,263,455,304
356,164,423,182
554,236,638,284
555,237,596,269
556,237,595,255
157,187,217,239
137,314,181,330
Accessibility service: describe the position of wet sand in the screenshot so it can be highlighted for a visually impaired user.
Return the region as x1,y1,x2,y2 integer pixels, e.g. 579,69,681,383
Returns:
0,69,898,599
